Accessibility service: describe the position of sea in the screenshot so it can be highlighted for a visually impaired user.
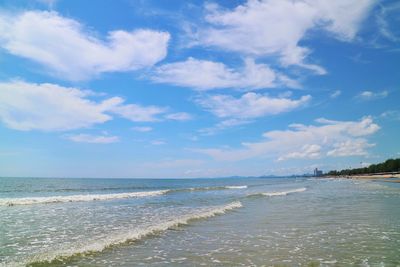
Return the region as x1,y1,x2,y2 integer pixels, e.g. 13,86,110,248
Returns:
1,177,399,266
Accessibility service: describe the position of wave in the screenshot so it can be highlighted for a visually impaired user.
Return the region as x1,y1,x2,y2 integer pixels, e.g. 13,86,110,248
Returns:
182,185,248,192
248,187,307,197
225,185,247,189
0,185,248,207
0,190,169,206
22,201,242,266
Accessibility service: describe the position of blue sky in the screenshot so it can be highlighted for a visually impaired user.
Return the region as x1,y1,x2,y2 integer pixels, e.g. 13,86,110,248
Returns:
0,0,399,178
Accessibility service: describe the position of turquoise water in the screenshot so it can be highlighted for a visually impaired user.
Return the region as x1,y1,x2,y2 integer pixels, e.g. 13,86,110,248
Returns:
1,177,399,266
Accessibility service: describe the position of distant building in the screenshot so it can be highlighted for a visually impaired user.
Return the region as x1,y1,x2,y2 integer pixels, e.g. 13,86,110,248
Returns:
314,168,323,177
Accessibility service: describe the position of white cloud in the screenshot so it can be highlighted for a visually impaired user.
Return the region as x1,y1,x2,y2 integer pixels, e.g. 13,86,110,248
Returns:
380,110,400,121
66,134,119,144
152,57,298,90
0,81,121,131
0,11,170,80
327,139,374,157
191,0,375,73
199,118,252,136
194,116,379,161
143,159,204,169
196,92,311,119
165,112,193,121
375,2,400,42
356,90,389,100
132,126,153,132
330,90,341,98
111,104,167,122
0,81,180,131
278,144,321,161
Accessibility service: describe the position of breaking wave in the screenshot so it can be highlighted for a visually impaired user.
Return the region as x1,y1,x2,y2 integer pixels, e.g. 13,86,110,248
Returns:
225,185,247,189
1,185,248,207
22,201,242,266
0,190,169,206
170,185,248,193
248,187,307,197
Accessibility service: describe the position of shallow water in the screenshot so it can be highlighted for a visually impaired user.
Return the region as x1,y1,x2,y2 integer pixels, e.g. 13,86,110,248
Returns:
1,177,399,266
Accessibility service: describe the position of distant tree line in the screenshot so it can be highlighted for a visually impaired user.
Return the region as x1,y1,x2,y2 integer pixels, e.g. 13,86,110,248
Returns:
326,158,400,176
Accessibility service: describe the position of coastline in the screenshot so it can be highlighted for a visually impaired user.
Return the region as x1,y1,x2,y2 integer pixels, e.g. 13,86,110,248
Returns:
323,173,400,182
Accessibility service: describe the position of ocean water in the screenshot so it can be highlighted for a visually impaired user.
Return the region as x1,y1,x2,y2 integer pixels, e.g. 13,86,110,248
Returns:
1,177,400,266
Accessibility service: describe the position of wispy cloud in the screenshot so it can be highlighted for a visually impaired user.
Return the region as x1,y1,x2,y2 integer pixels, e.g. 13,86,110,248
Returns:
198,118,252,136
66,133,119,144
143,159,204,168
36,0,58,8
278,144,321,161
380,110,400,121
330,90,342,99
111,104,167,122
0,81,186,131
0,11,170,80
196,92,311,119
164,112,193,121
132,126,153,132
151,140,166,145
375,3,400,42
356,90,389,101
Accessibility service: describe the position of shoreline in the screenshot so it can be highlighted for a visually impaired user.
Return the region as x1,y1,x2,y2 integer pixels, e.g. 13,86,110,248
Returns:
323,173,400,182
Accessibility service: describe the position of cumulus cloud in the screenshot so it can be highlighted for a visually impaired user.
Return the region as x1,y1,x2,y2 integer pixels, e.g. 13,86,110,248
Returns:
0,81,183,131
0,81,120,131
191,0,375,73
0,11,170,80
195,92,311,119
356,90,389,100
66,134,119,144
194,116,379,161
152,57,298,90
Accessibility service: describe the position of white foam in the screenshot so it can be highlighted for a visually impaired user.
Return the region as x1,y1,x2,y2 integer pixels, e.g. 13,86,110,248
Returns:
225,185,247,189
249,187,307,197
24,201,242,266
0,190,169,206
186,185,247,192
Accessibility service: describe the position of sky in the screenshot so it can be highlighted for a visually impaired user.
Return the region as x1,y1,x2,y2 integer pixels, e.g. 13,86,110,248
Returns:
0,0,399,178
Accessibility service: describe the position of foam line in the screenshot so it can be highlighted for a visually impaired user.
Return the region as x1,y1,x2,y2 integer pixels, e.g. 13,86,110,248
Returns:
0,190,169,206
248,187,307,197
22,201,242,266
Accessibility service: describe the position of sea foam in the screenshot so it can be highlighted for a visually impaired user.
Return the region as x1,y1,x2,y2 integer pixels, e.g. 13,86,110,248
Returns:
0,185,248,206
22,201,242,266
0,190,168,206
175,185,248,192
248,187,307,197
225,185,247,189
